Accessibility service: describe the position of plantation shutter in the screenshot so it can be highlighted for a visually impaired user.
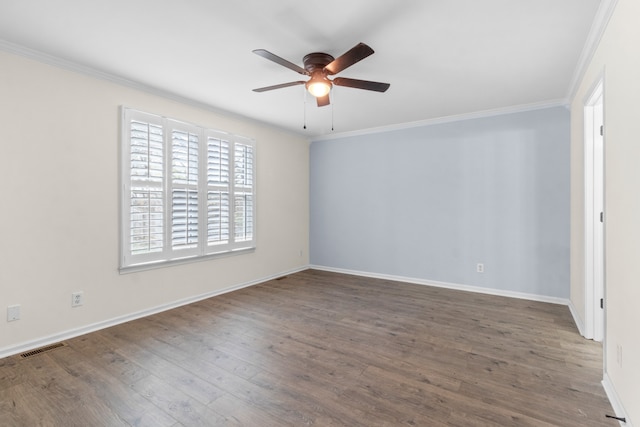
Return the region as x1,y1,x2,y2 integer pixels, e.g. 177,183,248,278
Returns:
206,132,231,250
124,110,166,265
170,122,200,254
121,107,256,269
233,139,255,245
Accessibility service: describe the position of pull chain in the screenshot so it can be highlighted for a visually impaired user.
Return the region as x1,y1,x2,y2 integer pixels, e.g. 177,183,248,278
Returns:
331,87,334,131
303,88,307,130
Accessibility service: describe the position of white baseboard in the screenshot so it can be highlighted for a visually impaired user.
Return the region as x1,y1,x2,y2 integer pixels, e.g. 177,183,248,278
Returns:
309,265,570,306
568,299,587,337
0,265,579,359
0,266,308,359
602,373,634,427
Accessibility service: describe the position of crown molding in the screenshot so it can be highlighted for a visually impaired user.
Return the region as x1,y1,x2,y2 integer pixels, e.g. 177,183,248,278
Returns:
311,99,568,142
312,0,620,144
566,0,619,101
0,39,301,138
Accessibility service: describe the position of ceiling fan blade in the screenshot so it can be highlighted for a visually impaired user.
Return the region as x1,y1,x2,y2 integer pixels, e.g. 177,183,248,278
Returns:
252,49,308,75
316,94,330,107
333,77,390,92
252,81,305,92
324,43,374,75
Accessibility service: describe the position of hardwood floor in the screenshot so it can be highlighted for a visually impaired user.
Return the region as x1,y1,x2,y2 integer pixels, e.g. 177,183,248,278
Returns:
0,269,615,426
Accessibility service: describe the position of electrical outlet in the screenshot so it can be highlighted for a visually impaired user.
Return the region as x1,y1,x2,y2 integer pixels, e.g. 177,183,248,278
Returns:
477,263,484,273
71,291,84,307
7,305,20,322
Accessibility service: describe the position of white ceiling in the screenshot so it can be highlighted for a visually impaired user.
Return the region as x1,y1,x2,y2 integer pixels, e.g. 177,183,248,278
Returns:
0,0,602,137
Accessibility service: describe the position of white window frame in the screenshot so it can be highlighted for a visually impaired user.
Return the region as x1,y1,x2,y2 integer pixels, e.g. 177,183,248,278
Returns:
120,107,256,271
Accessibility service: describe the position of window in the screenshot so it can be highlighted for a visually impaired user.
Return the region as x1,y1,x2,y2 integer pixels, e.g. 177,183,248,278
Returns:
121,108,255,269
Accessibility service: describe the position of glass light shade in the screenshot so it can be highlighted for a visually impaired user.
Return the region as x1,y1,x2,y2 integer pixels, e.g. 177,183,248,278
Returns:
307,80,331,97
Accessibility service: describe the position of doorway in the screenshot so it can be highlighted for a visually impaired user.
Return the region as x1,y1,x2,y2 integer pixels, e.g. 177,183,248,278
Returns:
584,78,604,342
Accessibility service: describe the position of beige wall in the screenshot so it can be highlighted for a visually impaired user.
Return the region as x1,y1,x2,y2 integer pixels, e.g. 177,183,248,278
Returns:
571,0,639,422
0,50,309,354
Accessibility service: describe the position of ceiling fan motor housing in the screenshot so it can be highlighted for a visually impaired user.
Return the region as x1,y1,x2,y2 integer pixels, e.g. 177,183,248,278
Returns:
303,52,335,73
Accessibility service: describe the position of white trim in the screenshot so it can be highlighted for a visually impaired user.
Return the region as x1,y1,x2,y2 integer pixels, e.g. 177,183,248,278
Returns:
0,266,308,359
311,99,568,142
119,247,255,274
566,0,619,101
309,265,570,306
583,76,605,342
568,299,586,337
602,373,635,427
0,36,594,143
0,39,294,137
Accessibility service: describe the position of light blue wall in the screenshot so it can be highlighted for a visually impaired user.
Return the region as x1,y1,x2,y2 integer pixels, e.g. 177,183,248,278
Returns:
310,106,570,298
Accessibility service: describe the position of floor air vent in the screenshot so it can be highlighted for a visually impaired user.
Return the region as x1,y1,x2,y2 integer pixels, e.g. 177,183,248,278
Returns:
20,342,67,358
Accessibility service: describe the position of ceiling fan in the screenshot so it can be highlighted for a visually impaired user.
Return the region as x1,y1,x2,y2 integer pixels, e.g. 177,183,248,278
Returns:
252,42,390,107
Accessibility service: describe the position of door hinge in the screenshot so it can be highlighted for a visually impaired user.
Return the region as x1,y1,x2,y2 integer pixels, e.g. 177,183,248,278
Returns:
600,125,604,136
600,298,604,309
600,212,604,223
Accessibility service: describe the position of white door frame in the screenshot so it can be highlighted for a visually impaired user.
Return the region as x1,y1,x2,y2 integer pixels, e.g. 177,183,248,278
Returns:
583,77,604,342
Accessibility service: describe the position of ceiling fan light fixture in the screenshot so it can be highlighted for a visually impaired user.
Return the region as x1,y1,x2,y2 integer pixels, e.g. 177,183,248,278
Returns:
306,76,331,97
252,43,389,107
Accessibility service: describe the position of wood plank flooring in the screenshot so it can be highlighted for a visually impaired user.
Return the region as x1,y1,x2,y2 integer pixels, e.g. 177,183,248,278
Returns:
0,269,616,426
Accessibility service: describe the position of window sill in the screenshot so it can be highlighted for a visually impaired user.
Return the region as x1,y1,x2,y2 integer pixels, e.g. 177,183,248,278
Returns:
119,246,256,274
